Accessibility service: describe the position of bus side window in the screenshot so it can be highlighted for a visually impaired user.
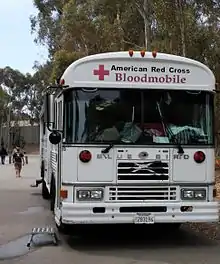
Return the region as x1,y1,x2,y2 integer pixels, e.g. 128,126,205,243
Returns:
64,91,75,143
43,122,46,135
54,102,58,129
58,101,63,130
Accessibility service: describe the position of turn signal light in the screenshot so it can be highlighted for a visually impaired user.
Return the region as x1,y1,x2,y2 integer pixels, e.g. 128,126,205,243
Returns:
60,189,68,199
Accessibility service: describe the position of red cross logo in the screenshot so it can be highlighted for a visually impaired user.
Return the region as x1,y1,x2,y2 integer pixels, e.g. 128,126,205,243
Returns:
93,65,109,80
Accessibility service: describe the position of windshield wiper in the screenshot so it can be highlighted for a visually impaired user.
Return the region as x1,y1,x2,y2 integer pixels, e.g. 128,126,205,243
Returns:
101,137,134,153
101,138,124,153
168,129,184,154
156,102,184,154
101,143,114,154
102,106,136,154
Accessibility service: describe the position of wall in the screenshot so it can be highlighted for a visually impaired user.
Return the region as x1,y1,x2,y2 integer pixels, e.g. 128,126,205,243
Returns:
1,125,40,147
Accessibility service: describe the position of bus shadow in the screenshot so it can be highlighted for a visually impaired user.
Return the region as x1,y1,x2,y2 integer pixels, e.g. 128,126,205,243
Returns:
66,224,217,252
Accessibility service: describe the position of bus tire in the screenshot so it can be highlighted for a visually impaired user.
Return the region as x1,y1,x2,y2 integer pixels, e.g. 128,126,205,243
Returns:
56,223,70,235
50,176,56,212
42,180,50,200
41,162,45,178
165,223,182,231
41,163,50,199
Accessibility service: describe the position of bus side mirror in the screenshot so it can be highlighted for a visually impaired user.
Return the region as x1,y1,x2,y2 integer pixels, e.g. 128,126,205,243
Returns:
49,131,61,145
44,93,55,126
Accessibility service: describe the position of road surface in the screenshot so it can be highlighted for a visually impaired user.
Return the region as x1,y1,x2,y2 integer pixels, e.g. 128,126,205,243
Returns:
0,156,220,264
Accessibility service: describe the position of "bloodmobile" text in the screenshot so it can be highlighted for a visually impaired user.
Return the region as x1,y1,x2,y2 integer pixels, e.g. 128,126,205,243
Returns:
115,73,186,84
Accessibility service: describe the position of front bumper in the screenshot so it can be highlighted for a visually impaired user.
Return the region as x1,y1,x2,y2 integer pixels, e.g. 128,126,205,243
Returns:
60,201,219,225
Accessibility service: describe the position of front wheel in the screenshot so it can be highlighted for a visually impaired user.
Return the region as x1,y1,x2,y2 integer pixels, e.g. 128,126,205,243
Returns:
50,177,56,212
41,162,50,199
56,223,70,235
42,179,50,200
56,223,84,236
164,223,182,231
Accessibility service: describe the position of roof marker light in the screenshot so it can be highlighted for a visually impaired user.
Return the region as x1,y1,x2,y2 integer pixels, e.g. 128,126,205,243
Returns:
140,50,145,57
129,49,134,57
60,79,65,85
152,50,157,58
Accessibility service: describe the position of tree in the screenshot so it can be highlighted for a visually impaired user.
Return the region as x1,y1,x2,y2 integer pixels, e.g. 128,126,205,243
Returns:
135,0,154,50
0,66,46,122
31,0,220,83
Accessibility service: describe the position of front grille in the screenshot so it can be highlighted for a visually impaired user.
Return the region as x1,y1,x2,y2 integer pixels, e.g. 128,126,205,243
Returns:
108,186,177,201
117,160,169,181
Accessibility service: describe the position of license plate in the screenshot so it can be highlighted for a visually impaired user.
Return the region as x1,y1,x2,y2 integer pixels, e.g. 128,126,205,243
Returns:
134,214,155,224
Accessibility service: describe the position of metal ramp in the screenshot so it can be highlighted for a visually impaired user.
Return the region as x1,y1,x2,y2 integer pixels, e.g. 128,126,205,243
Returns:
27,227,58,249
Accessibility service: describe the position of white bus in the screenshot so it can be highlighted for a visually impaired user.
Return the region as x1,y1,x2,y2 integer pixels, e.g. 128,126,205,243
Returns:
38,50,219,232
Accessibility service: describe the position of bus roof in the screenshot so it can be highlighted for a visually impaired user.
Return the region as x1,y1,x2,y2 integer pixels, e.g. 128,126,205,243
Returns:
61,51,215,91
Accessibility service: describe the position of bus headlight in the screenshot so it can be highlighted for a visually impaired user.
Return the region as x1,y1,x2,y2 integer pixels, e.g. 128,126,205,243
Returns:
194,189,206,199
77,189,104,201
181,188,206,200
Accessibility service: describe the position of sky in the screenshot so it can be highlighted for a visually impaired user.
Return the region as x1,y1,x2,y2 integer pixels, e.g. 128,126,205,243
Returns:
0,0,48,74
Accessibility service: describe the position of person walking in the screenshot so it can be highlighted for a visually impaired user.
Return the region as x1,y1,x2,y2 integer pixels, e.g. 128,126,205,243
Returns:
12,147,25,177
0,145,8,165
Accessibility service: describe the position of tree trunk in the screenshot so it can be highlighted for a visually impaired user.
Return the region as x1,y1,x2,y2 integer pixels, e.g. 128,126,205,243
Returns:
143,17,150,50
176,0,186,56
0,114,2,143
136,0,153,50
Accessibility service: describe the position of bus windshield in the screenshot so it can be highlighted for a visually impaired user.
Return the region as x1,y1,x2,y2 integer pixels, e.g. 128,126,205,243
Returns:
63,89,214,146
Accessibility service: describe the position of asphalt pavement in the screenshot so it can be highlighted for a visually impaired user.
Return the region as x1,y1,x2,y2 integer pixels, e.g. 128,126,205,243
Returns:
0,155,220,264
